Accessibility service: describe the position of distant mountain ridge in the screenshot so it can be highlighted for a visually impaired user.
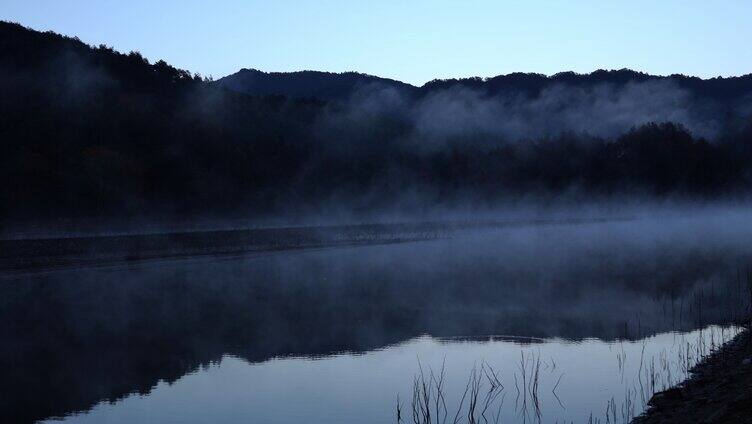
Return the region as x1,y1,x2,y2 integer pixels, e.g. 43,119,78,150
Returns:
215,68,415,100
218,67,752,103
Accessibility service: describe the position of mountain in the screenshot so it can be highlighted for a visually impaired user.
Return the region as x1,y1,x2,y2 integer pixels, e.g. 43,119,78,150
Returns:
215,68,415,100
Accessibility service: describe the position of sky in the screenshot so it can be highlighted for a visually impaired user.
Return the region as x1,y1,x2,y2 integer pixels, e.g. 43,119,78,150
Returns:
3,0,752,86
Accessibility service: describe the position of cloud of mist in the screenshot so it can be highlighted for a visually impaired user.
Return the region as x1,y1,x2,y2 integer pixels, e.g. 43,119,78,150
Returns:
318,80,726,153
419,81,720,141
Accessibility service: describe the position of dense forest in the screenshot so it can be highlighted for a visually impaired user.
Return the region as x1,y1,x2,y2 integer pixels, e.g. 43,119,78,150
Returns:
2,21,752,222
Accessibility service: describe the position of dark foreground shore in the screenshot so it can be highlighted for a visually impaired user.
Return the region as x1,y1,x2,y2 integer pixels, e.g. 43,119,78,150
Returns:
634,325,752,424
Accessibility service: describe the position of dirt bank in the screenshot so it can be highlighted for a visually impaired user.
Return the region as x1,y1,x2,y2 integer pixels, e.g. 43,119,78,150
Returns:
633,325,752,423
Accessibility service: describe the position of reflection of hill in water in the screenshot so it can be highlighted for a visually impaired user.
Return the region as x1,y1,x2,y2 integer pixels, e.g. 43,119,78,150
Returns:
2,217,751,423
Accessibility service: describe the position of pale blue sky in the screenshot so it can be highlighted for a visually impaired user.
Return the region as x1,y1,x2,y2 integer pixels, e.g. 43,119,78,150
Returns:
3,0,751,85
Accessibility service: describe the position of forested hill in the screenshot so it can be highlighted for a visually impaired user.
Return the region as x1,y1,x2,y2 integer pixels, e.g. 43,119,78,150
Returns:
0,21,322,220
2,21,752,223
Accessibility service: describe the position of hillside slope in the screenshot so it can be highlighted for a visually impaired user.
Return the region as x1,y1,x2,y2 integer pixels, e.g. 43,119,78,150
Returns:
2,21,752,225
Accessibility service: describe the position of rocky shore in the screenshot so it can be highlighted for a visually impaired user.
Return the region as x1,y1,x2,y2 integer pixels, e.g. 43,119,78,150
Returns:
633,325,752,423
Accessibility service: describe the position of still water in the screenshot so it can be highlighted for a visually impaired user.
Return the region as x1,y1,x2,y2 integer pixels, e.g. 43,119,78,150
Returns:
41,328,740,424
3,209,751,423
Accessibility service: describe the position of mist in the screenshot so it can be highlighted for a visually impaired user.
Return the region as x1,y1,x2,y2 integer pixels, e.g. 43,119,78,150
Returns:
313,78,737,153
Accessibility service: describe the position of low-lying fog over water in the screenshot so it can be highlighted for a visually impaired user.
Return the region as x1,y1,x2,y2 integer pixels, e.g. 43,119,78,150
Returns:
2,206,751,423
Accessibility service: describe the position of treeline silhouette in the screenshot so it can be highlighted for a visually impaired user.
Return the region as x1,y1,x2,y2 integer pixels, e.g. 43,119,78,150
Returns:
219,67,752,104
2,21,752,222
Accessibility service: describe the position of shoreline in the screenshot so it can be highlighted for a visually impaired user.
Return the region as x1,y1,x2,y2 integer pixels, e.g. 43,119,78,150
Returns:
0,217,623,274
633,324,752,423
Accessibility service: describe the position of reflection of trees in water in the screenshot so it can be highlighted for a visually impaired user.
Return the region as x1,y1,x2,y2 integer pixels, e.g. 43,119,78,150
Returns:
1,231,749,423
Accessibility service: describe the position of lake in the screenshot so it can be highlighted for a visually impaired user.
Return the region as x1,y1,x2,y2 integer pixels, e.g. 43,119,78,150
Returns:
2,208,750,423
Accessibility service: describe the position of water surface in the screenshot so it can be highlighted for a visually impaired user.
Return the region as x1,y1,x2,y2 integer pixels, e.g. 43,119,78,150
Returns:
3,211,750,423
